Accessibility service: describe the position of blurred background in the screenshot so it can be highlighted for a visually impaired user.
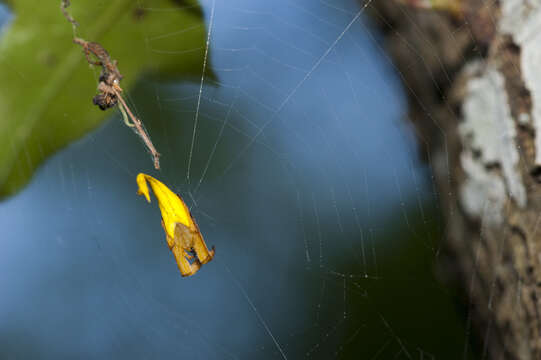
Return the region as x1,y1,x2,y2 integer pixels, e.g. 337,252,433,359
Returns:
0,0,476,358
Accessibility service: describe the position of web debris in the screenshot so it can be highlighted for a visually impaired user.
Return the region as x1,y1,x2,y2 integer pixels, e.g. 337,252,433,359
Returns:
61,0,161,169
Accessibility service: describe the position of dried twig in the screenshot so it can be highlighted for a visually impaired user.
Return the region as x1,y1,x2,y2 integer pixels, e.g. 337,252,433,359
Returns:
61,1,161,169
115,90,161,169
60,0,78,29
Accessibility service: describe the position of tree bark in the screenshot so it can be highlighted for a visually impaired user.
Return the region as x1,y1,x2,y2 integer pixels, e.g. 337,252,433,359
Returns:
368,1,541,358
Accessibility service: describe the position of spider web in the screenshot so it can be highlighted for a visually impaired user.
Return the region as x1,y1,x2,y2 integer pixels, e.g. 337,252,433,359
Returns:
0,0,485,359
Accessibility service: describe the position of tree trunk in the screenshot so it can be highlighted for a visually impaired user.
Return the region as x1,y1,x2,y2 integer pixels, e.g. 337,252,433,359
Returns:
368,1,541,358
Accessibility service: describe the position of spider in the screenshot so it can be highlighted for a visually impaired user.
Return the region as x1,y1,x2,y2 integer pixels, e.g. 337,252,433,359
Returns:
71,35,161,169
73,38,123,111
166,220,215,277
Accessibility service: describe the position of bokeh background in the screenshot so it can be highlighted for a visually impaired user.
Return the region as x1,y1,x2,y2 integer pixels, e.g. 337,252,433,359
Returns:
0,0,476,358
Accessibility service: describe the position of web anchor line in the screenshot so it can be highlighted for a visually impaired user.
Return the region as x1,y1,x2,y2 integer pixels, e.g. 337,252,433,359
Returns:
187,0,217,184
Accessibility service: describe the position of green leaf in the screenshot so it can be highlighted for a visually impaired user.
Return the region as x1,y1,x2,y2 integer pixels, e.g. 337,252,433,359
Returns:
0,0,213,198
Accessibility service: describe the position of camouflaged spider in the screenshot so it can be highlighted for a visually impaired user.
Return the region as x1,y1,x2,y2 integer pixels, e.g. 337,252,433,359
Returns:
73,37,161,169
73,38,123,111
62,0,160,169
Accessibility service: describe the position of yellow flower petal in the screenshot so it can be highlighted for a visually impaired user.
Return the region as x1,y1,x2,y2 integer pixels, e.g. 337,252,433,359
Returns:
136,173,214,277
136,173,193,239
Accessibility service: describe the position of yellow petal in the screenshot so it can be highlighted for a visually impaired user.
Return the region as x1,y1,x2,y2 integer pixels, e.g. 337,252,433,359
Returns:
137,173,214,277
136,173,194,240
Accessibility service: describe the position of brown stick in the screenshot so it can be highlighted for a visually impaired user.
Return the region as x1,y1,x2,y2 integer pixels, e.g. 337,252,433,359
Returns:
60,0,78,29
114,90,161,169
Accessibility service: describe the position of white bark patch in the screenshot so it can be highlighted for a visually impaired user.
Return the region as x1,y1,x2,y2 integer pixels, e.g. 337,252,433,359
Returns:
459,67,526,223
500,0,541,164
460,153,507,225
518,113,531,125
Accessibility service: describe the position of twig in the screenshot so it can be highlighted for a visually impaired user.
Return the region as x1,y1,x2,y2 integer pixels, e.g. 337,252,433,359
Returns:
60,0,78,29
115,91,161,169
